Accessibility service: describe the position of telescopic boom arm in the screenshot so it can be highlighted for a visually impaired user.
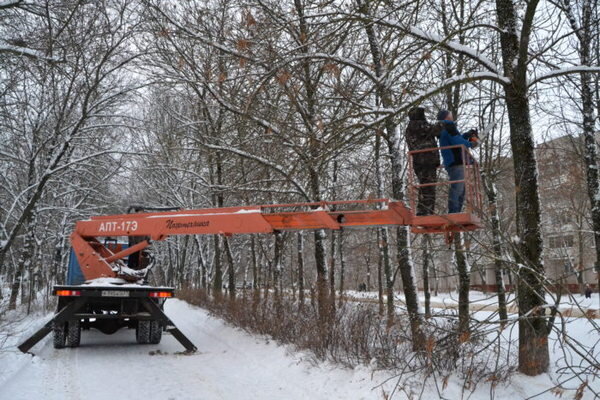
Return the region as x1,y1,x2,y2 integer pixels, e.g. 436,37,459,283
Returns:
71,199,409,281
70,198,481,282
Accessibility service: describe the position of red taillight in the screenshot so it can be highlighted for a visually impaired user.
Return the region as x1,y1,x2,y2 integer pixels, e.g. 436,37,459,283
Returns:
149,291,172,298
56,290,81,296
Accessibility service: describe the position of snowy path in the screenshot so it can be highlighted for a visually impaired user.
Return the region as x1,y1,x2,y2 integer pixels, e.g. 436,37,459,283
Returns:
1,299,598,400
0,300,381,400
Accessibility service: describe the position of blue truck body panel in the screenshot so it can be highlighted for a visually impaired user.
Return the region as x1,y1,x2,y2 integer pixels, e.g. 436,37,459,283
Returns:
67,248,86,285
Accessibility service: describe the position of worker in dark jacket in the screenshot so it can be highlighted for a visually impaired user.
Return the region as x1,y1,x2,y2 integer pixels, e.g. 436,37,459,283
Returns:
405,107,441,216
437,110,478,214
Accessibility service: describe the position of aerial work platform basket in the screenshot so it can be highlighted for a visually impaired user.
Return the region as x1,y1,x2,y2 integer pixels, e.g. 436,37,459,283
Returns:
407,145,484,236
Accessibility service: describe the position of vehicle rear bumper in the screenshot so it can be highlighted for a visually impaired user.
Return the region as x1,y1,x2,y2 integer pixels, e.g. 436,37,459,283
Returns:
53,285,175,298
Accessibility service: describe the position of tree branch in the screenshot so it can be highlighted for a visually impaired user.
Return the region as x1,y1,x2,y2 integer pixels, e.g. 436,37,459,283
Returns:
529,66,600,87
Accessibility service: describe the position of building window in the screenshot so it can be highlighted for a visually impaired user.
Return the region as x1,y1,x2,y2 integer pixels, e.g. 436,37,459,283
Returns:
549,212,571,226
548,235,574,249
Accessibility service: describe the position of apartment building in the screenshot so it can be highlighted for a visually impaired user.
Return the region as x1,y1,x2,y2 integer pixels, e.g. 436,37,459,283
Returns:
469,135,598,292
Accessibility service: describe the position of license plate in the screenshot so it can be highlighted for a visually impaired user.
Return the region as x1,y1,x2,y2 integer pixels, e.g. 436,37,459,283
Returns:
101,290,129,297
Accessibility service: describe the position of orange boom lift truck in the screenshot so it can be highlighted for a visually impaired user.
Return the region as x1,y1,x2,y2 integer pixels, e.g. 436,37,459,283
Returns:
18,145,482,354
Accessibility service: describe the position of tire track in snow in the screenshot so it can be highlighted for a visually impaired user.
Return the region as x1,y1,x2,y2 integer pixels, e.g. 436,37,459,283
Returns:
165,301,320,399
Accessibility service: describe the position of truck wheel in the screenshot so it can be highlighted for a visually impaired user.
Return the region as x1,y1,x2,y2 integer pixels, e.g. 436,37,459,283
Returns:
136,320,150,344
53,322,66,349
149,320,162,344
66,319,81,347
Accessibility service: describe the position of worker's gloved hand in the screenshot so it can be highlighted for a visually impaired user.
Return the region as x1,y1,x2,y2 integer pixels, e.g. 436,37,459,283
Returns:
465,128,479,141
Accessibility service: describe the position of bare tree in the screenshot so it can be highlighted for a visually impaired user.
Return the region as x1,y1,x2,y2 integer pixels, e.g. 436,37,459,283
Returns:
0,0,143,305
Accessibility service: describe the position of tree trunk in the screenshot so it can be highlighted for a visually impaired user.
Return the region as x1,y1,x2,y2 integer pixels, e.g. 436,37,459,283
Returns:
252,238,260,315
454,233,470,336
8,263,23,310
329,230,337,313
27,259,37,315
166,241,175,287
263,251,271,307
495,0,549,375
483,176,508,323
377,230,385,316
9,226,35,310
178,236,189,288
394,228,422,350
194,236,208,290
477,265,488,294
562,0,600,297
366,251,372,291
314,229,329,323
251,236,258,290
297,232,305,311
330,160,339,311
431,252,439,297
213,235,222,295
381,227,394,324
578,0,600,293
273,231,284,305
224,236,235,300
211,151,225,295
338,230,346,307
375,127,392,320
389,140,423,347
293,0,329,323
506,88,549,375
423,235,432,318
358,0,422,346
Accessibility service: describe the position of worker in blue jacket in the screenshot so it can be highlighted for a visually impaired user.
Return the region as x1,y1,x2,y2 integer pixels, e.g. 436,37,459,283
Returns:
437,110,479,214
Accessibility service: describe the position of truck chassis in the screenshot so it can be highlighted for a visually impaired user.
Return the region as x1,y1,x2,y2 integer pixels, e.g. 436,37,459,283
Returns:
18,285,197,353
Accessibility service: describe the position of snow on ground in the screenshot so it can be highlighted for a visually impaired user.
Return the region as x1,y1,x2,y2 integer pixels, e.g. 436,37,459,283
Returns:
0,300,396,400
0,299,598,400
345,290,600,316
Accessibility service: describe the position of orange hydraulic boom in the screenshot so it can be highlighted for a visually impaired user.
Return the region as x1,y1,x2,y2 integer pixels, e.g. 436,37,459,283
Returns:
72,196,482,282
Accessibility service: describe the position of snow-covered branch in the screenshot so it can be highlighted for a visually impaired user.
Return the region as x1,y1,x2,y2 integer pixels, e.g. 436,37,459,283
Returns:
352,15,499,73
0,41,60,62
529,66,600,87
411,72,510,100
407,26,499,73
0,0,21,10
403,73,508,110
353,72,510,131
45,150,149,177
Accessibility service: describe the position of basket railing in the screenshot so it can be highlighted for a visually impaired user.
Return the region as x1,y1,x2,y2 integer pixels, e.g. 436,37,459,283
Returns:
407,145,484,218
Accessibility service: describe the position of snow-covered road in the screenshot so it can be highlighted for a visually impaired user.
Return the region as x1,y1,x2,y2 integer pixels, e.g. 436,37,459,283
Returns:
0,300,382,400
1,299,598,400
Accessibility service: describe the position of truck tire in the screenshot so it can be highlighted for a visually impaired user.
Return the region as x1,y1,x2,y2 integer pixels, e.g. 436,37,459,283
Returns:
66,319,81,348
149,320,162,344
136,320,150,344
53,322,66,349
